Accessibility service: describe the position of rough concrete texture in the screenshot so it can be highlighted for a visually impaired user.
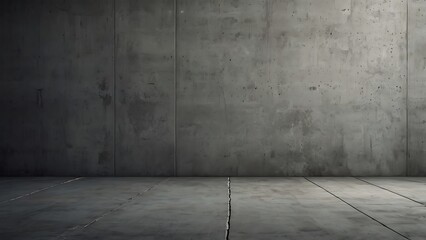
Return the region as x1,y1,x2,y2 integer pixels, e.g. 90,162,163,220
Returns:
0,0,423,176
177,0,407,176
1,177,426,239
408,0,426,176
115,0,175,176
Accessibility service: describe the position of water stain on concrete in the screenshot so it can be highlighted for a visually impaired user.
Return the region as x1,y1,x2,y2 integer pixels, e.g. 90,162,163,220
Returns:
98,150,109,165
281,109,315,136
99,93,112,108
127,95,155,135
98,78,108,91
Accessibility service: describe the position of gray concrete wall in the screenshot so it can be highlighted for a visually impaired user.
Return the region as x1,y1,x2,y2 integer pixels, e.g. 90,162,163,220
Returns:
0,0,422,176
1,0,44,175
1,0,115,176
115,0,175,176
177,0,407,176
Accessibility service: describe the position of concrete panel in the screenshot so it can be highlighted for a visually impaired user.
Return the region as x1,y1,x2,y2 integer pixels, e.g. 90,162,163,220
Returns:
177,0,407,176
1,0,115,176
115,0,175,176
310,177,426,239
0,0,44,175
408,0,426,176
0,178,161,240
38,0,115,176
65,178,228,240
232,178,404,239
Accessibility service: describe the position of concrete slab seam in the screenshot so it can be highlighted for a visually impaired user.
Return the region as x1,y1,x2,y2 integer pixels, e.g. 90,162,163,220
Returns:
355,177,425,206
304,177,411,240
395,179,426,184
0,177,83,205
113,0,117,176
173,0,178,177
225,177,231,240
55,178,169,240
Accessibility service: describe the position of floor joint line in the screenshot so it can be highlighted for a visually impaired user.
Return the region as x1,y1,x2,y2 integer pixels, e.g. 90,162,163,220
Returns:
304,177,411,240
395,178,426,184
355,177,425,206
0,177,83,205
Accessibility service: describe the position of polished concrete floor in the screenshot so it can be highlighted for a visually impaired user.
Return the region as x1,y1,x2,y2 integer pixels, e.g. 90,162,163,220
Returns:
0,177,426,240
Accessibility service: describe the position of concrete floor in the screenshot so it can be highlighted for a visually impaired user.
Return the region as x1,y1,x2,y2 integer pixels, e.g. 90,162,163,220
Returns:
0,178,426,240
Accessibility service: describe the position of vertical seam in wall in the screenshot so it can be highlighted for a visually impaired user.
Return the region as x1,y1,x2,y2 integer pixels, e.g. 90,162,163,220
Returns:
174,0,178,177
406,0,409,176
113,0,117,176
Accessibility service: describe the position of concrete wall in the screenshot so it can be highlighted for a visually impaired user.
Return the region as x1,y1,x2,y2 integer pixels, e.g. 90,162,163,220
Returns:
115,0,175,176
0,0,422,176
1,0,115,176
177,0,406,176
408,0,426,176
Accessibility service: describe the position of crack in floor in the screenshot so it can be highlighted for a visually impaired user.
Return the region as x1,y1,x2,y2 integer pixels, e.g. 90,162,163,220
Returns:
304,177,411,240
355,177,426,207
56,178,169,240
225,177,231,240
0,177,83,205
